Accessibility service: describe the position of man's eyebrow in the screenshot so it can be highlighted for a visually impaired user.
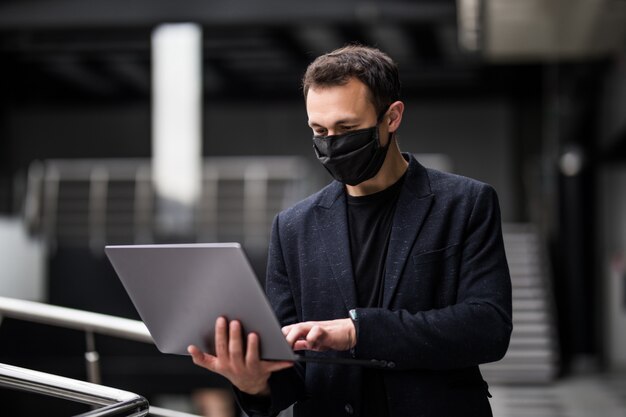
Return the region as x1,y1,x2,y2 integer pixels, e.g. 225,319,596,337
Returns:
334,118,360,125
308,118,360,128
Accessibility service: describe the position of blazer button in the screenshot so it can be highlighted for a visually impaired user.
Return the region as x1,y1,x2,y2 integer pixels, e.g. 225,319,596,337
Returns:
344,403,354,414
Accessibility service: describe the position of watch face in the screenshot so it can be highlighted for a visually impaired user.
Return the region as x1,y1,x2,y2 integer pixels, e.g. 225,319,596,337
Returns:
349,309,358,321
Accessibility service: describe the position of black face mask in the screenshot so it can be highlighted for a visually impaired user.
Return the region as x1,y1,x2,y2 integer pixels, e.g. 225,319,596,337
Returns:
312,125,392,186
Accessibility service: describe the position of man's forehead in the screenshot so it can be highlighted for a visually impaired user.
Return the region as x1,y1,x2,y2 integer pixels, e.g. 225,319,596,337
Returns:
307,78,370,100
306,80,376,125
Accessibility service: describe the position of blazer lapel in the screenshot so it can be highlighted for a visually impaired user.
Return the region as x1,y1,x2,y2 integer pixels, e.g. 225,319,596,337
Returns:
383,156,434,308
314,182,357,311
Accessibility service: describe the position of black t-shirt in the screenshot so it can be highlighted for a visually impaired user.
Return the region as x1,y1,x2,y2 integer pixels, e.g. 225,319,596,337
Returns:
346,173,406,417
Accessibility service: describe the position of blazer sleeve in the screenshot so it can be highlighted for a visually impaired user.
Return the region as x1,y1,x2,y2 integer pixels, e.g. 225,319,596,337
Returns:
234,214,307,417
352,184,513,370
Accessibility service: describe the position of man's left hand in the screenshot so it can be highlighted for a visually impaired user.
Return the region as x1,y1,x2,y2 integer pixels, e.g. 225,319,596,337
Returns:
282,318,356,352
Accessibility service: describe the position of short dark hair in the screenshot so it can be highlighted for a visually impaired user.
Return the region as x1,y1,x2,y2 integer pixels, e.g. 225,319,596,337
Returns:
302,44,400,117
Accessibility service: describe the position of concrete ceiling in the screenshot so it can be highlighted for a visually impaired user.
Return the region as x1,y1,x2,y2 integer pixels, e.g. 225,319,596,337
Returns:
483,0,626,60
0,0,621,102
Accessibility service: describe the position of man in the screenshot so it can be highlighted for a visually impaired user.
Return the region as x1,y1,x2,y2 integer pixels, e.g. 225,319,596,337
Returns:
189,45,512,417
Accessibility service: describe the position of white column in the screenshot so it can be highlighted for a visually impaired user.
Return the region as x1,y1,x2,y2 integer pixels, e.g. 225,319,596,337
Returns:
151,23,202,236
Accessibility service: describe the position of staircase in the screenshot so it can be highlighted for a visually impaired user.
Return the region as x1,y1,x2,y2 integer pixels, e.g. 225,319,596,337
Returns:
481,223,560,384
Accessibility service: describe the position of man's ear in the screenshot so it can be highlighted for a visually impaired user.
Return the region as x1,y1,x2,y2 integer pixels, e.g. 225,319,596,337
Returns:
387,101,404,133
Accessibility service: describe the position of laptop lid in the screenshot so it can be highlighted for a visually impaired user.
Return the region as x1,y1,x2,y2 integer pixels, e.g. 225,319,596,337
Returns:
105,243,296,361
105,243,390,368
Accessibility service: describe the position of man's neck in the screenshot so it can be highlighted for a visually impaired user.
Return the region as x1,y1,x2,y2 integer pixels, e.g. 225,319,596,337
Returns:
345,145,408,197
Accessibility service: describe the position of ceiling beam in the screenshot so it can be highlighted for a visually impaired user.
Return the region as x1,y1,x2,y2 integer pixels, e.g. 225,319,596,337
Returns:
0,0,456,30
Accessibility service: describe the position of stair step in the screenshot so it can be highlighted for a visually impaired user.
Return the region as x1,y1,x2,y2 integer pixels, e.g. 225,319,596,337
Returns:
487,224,560,384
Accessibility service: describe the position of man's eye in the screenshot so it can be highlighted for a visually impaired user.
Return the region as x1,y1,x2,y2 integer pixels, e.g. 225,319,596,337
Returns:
314,130,327,136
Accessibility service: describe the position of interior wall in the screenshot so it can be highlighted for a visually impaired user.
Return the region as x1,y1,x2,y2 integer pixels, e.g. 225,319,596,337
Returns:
599,59,626,148
598,56,626,369
600,167,626,369
0,107,10,214
399,100,515,220
5,98,517,220
4,104,152,168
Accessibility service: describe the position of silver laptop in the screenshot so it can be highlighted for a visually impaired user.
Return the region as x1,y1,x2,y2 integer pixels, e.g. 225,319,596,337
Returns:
105,243,388,367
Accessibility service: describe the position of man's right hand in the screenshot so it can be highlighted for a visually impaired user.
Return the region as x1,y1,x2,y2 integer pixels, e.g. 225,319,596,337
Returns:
188,316,294,396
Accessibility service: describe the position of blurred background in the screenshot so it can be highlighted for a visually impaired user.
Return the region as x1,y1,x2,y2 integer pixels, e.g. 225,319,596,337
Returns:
0,0,625,416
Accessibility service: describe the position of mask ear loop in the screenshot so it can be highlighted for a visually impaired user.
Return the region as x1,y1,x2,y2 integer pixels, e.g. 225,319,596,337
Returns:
375,104,395,147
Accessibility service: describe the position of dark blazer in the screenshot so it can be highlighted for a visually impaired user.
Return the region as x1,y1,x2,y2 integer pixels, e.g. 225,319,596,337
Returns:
240,154,512,417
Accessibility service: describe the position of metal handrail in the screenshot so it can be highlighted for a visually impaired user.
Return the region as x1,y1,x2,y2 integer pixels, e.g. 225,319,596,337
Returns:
0,362,149,416
0,295,152,386
0,296,204,416
0,296,152,343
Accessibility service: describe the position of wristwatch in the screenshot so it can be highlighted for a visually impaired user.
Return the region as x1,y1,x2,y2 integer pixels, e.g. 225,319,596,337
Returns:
348,309,358,357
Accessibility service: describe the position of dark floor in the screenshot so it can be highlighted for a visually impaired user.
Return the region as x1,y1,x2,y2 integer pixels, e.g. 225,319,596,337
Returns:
489,374,626,417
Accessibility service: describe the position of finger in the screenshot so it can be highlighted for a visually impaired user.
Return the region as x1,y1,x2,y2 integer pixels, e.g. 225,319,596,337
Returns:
215,316,229,359
187,344,202,357
285,323,314,346
281,324,293,336
229,320,244,365
245,332,261,367
284,327,302,347
306,325,325,350
187,345,217,369
247,333,293,372
293,340,310,351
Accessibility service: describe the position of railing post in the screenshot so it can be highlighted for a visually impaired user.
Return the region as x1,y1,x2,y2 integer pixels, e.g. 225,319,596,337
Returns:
85,331,101,385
